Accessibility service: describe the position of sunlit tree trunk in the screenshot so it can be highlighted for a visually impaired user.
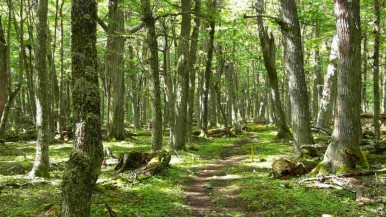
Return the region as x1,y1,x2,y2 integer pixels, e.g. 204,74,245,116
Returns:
313,0,368,175
279,0,313,156
173,0,192,150
255,2,291,138
61,0,104,215
316,35,338,130
129,45,140,129
30,0,50,178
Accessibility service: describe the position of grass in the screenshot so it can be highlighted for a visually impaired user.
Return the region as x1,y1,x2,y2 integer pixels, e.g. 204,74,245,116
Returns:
0,124,380,216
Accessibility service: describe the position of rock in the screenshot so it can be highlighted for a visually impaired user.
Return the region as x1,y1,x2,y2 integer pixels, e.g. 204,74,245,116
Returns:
271,158,307,179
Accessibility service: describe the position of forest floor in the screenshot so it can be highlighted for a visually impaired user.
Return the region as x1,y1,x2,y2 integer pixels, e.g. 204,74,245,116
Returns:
0,124,385,216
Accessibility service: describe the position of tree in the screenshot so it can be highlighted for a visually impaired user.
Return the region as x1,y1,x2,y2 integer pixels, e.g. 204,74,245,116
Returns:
316,35,338,130
372,0,381,142
312,0,368,174
200,0,216,137
172,0,192,150
279,0,313,155
29,0,50,178
0,16,8,122
255,0,292,139
61,0,104,215
106,0,126,140
186,0,201,144
141,0,163,152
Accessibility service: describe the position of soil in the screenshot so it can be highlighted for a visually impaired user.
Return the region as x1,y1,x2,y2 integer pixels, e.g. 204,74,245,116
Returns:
183,139,256,217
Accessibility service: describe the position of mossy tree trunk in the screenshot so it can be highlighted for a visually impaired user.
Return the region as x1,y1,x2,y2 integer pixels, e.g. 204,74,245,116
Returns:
279,0,314,156
61,0,104,216
255,1,292,139
312,0,368,175
141,0,163,152
30,0,50,178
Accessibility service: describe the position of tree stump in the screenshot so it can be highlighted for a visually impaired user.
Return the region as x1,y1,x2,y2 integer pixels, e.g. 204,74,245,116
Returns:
114,152,149,172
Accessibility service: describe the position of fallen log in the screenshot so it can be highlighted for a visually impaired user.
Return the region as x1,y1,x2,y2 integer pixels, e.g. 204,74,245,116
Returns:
299,168,386,183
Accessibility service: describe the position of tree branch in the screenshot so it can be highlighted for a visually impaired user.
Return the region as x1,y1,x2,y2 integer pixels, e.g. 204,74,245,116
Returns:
96,16,109,32
244,14,284,26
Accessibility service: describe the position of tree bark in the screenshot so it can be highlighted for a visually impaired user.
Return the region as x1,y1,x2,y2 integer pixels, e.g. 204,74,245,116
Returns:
129,45,140,129
279,0,314,156
173,0,192,150
30,0,50,178
312,0,368,175
141,0,163,152
0,17,8,121
61,0,104,215
106,0,126,140
361,32,368,113
316,35,338,130
255,2,291,138
200,0,216,137
186,0,201,143
372,0,381,141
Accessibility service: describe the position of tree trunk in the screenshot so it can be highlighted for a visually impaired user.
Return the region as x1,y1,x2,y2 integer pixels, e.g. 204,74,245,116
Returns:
129,45,140,129
311,23,323,121
141,0,163,152
279,0,314,156
312,0,368,175
30,0,50,178
316,35,338,130
186,0,201,143
362,33,368,113
0,17,8,121
172,0,191,150
106,0,126,140
255,2,291,138
61,0,104,216
200,0,216,137
372,0,381,141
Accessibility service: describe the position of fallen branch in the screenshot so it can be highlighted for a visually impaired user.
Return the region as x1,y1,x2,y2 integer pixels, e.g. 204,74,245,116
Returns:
299,169,386,183
311,126,332,136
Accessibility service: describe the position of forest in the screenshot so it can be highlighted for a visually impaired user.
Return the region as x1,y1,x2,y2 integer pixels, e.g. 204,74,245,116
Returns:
0,0,385,216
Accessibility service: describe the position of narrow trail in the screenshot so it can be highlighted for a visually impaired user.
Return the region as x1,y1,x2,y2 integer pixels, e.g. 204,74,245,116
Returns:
184,139,254,217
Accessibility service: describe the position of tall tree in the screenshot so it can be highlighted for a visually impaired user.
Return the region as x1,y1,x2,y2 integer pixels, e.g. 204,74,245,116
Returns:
0,17,8,121
200,0,216,137
372,0,381,141
141,0,163,152
255,0,292,139
173,0,192,150
279,0,313,155
186,0,201,143
313,0,368,174
29,0,50,178
316,35,338,130
106,0,126,140
61,0,104,215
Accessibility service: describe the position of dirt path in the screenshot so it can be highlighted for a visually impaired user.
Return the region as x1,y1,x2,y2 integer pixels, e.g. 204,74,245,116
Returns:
184,139,252,217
